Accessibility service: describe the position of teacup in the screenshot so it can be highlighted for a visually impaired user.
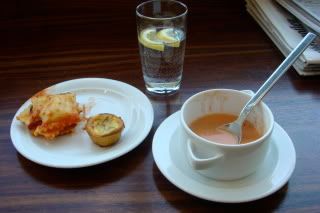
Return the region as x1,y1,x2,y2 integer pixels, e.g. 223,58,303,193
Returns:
180,89,274,180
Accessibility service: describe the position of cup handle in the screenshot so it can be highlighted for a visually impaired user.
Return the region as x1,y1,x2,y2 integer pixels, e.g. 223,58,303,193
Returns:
187,139,224,170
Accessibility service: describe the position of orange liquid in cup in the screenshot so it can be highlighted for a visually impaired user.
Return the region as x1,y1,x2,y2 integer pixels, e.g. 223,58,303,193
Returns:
189,113,261,145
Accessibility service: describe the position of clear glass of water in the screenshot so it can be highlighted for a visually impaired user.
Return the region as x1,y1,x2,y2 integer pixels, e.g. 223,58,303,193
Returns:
136,0,188,94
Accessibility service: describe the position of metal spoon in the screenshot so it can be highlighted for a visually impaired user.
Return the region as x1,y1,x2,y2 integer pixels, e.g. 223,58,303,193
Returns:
220,32,317,144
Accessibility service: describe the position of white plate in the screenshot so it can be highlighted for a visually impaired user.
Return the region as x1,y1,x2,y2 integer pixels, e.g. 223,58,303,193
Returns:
10,78,154,168
152,111,296,203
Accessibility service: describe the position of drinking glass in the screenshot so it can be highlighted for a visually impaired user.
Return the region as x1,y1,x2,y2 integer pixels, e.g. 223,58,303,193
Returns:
136,0,188,94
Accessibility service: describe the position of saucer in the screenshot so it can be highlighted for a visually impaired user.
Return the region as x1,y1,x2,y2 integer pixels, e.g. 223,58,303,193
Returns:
152,111,296,203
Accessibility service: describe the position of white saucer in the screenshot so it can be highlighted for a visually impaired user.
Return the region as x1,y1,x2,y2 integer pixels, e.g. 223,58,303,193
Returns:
152,111,296,203
11,78,154,168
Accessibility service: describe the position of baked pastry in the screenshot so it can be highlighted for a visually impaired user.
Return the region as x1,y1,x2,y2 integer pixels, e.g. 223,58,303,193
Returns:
85,113,124,147
17,92,82,140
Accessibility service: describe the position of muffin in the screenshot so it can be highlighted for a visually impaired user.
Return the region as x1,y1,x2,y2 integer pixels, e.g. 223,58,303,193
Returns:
85,113,125,147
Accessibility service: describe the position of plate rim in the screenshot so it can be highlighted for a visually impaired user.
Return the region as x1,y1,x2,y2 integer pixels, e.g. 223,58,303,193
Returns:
10,78,154,168
152,111,296,203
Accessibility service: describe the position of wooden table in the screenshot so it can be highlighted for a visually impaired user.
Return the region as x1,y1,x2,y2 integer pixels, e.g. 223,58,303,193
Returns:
1,0,320,212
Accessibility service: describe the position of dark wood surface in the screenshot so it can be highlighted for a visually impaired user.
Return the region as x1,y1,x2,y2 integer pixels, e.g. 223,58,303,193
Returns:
1,0,320,212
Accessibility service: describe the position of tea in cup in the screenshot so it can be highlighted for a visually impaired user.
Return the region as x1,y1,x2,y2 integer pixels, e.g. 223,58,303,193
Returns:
180,89,274,180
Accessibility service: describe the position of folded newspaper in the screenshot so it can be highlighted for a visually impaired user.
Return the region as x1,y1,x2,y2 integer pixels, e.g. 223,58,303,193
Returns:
246,0,320,76
276,0,320,35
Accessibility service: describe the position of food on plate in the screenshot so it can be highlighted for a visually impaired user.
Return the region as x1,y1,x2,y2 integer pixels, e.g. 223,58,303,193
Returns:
85,113,124,147
17,92,82,140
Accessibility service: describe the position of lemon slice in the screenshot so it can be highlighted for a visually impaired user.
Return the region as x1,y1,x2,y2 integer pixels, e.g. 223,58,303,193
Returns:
139,28,164,51
157,28,183,48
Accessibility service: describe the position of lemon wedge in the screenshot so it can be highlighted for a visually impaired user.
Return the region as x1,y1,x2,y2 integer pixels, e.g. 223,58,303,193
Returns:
139,28,164,51
157,28,183,48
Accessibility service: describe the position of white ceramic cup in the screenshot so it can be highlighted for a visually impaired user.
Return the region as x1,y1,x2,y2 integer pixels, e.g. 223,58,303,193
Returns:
180,89,274,180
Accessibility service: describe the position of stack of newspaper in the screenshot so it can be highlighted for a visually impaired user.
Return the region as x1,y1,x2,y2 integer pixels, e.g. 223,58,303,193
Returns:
246,0,320,76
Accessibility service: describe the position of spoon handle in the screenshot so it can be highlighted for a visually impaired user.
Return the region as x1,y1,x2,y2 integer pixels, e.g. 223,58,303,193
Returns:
237,32,317,124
